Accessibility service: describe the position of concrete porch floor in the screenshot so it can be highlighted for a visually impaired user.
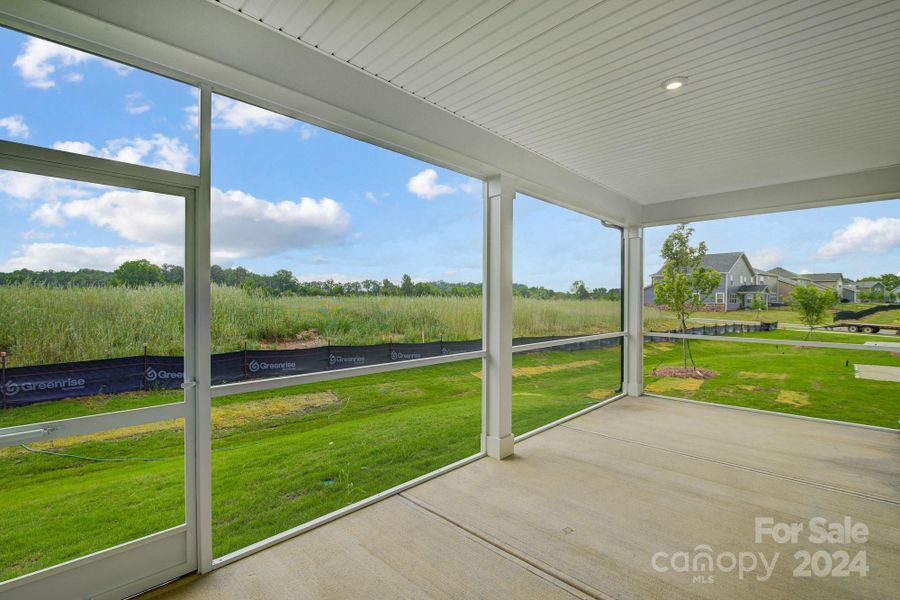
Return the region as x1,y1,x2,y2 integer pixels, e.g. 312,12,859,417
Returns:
144,396,899,599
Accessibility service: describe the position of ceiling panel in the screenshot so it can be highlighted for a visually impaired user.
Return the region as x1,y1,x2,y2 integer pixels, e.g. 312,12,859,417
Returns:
211,0,900,204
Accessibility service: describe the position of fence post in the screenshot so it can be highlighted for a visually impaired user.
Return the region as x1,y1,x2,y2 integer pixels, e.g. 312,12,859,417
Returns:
440,333,444,356
1,352,7,410
142,343,149,392
242,340,248,379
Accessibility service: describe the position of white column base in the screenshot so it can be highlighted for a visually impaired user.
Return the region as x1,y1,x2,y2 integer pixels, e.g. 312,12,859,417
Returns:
485,434,514,459
626,382,643,397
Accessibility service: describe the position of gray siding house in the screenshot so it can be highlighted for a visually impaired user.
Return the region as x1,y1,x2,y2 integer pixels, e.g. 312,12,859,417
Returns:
854,280,885,300
644,252,769,312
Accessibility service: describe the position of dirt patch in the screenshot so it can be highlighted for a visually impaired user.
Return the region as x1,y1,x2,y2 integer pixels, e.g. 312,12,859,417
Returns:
776,390,809,407
650,367,716,379
586,388,614,400
737,384,763,392
11,392,341,452
212,392,340,429
647,341,674,352
471,359,599,380
645,377,705,393
738,371,788,381
259,329,327,350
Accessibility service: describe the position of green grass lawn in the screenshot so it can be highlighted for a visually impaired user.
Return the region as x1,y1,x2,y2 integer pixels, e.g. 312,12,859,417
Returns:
644,332,900,429
0,346,620,582
859,309,900,325
4,328,896,583
680,305,900,327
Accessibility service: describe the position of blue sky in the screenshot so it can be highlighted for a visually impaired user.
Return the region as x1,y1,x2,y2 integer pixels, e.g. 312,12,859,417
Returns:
0,27,896,291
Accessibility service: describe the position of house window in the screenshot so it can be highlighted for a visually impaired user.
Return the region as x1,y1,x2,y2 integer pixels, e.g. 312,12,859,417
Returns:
729,294,738,304
715,292,725,304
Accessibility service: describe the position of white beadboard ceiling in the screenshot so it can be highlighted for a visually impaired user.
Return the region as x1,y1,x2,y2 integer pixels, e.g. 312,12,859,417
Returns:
211,0,900,205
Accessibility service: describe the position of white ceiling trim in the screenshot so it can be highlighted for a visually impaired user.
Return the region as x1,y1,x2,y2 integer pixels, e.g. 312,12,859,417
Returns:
640,164,900,226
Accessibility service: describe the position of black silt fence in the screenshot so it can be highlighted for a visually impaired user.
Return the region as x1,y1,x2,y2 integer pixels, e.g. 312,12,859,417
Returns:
644,322,776,343
2,334,623,408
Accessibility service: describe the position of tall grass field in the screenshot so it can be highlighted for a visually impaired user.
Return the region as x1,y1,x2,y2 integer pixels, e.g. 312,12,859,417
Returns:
0,283,657,367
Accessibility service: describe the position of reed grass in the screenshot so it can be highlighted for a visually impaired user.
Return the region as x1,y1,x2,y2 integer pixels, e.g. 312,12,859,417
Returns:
0,284,670,367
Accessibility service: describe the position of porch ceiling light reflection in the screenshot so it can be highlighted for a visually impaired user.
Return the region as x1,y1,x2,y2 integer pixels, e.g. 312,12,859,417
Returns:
661,76,689,91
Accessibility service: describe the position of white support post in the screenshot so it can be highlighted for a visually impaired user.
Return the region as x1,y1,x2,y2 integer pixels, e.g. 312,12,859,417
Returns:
483,175,514,459
194,84,213,573
624,226,644,397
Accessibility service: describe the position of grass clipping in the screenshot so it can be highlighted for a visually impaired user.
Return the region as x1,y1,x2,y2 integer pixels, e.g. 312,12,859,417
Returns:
15,392,341,452
471,359,599,380
776,390,809,407
645,377,705,394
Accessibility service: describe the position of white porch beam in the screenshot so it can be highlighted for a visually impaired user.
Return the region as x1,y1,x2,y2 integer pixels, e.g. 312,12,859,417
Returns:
483,175,514,460
0,0,639,226
192,84,213,574
640,164,900,226
624,227,644,397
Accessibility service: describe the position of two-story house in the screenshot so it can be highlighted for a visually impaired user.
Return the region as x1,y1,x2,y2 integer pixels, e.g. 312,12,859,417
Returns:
763,267,854,302
644,252,769,312
855,280,886,300
805,273,848,299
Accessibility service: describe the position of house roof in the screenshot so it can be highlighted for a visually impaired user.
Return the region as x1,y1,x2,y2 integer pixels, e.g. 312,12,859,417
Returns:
734,285,768,294
806,272,843,282
755,269,796,284
768,267,807,280
650,252,744,278
856,280,882,289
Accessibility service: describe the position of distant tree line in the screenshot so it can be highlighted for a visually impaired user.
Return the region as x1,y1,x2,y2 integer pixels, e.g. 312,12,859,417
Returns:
0,259,622,300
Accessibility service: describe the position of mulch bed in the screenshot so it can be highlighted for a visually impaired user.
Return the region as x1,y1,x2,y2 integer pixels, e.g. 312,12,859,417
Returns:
650,367,717,379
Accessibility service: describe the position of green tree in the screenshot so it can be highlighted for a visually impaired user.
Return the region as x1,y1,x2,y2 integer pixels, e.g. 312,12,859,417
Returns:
750,292,767,320
400,274,415,296
271,269,297,295
791,284,839,338
654,225,720,369
570,280,590,299
381,278,399,296
879,273,899,291
160,264,184,284
113,260,164,287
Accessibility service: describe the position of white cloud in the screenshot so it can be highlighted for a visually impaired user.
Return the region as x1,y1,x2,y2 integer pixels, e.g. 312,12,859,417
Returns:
815,217,900,259
185,94,294,134
459,178,480,195
2,242,180,271
38,190,185,246
13,37,92,89
52,134,193,172
12,38,132,89
0,170,95,201
125,92,152,115
22,229,54,242
299,125,314,140
30,201,66,226
24,186,351,268
364,191,379,204
407,168,455,200
0,115,30,139
52,141,98,155
747,247,784,270
211,188,350,261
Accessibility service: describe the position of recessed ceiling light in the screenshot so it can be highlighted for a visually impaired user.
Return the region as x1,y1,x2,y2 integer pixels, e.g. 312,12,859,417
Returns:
661,76,689,91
